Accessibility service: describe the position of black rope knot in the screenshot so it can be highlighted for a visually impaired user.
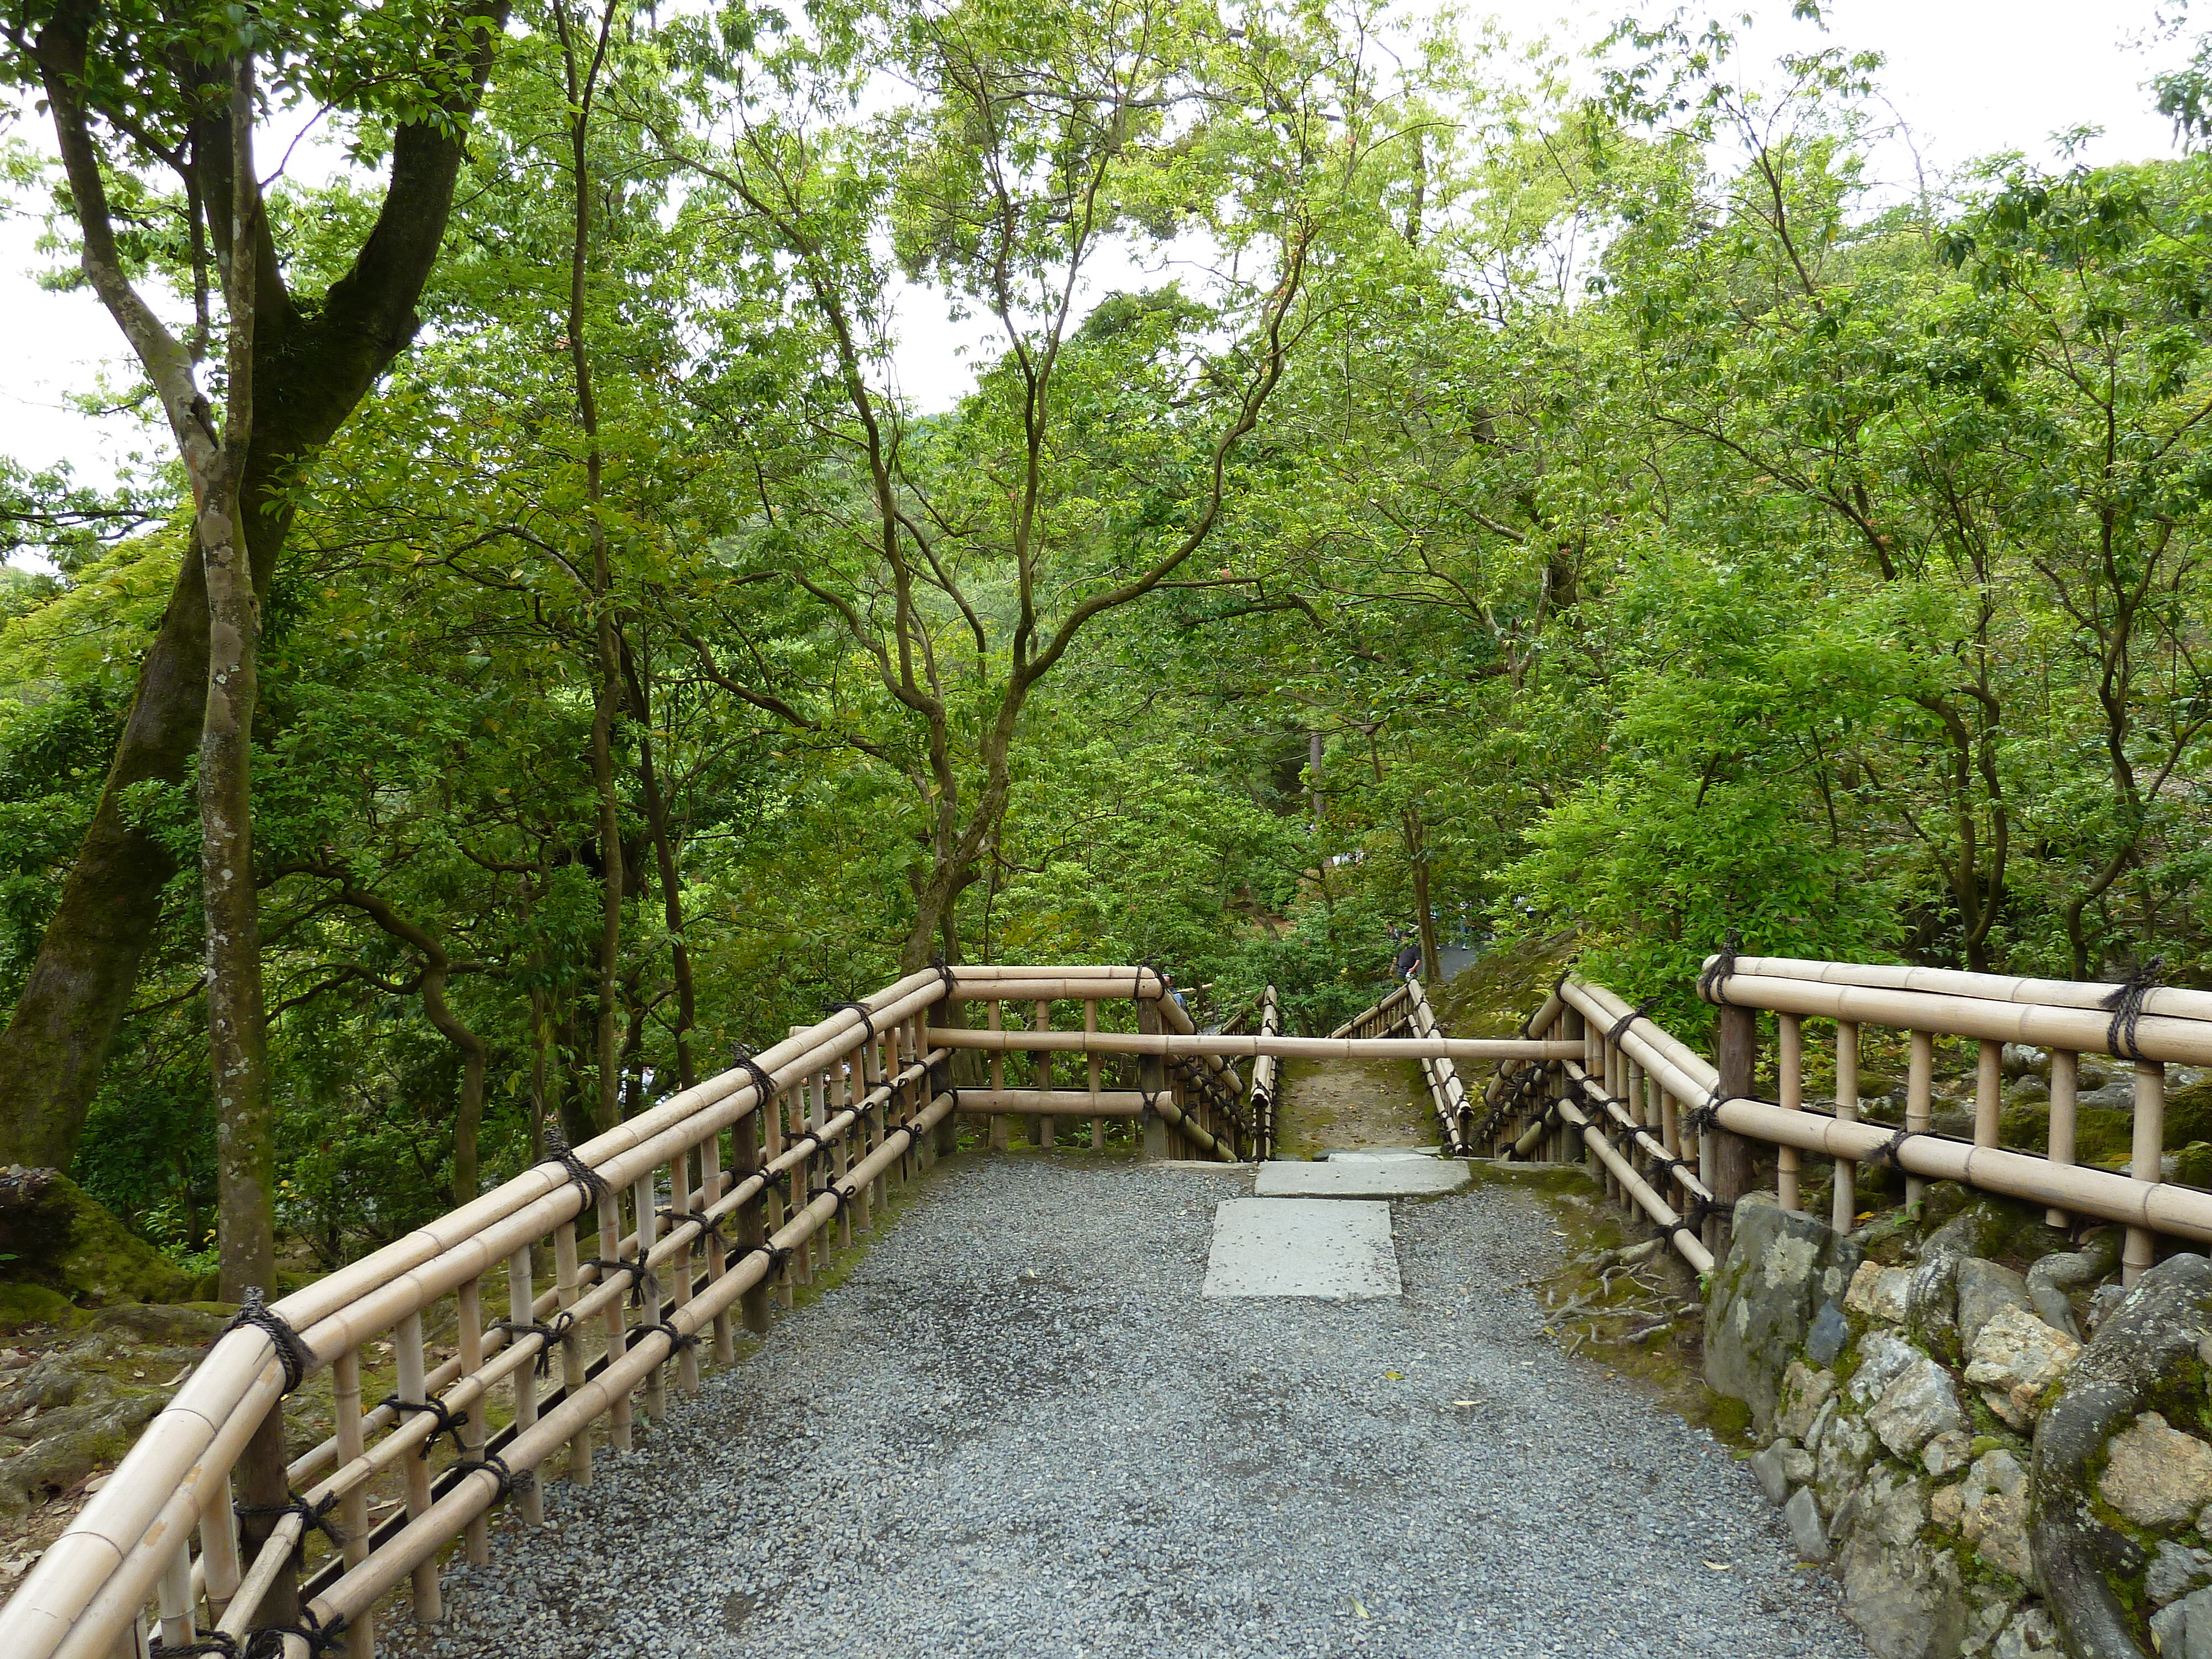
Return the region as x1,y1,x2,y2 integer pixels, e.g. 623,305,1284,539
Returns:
2101,958,2166,1062
739,1243,793,1281
380,1393,469,1458
1867,1123,1920,1168
827,998,878,1042
539,1125,611,1213
583,1254,660,1306
730,1043,779,1114
810,1183,853,1215
644,1318,700,1354
242,1607,348,1659
930,952,958,1003
223,1288,313,1396
492,1312,575,1376
1662,1194,1717,1244
658,1207,728,1256
235,1489,347,1552
1697,929,1744,1006
453,1450,531,1505
1606,996,1660,1050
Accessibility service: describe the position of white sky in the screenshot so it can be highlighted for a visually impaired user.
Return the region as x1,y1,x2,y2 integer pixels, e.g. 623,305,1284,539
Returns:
0,0,2198,489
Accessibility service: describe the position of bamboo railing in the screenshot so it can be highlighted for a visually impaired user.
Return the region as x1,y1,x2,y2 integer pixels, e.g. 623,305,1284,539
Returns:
4,962,1586,1658
1329,973,1474,1154
1483,956,2212,1286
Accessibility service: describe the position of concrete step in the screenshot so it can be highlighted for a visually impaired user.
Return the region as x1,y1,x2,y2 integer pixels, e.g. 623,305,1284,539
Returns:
1200,1197,1399,1298
1254,1159,1470,1198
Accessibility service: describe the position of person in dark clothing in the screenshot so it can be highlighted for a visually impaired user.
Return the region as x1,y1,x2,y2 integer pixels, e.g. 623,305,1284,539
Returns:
1393,940,1421,980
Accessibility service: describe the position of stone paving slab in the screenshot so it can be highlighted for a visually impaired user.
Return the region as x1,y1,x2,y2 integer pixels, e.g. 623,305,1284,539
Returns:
1200,1197,1400,1298
1256,1157,1470,1198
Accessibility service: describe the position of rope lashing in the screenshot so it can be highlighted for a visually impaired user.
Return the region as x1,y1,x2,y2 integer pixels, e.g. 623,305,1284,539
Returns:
1138,1088,1165,1120
582,1255,661,1307
492,1311,576,1376
379,1394,469,1458
1697,928,1745,1006
643,1318,700,1354
1661,1195,1717,1246
657,1207,728,1256
1867,1124,1921,1168
452,1450,531,1505
1682,1087,1727,1138
539,1125,610,1213
810,1183,853,1216
2101,958,2166,1062
242,1608,348,1659
223,1288,314,1396
730,1043,779,1113
826,998,878,1042
1605,996,1660,1050
233,1491,345,1569
930,952,958,1003
737,1243,793,1280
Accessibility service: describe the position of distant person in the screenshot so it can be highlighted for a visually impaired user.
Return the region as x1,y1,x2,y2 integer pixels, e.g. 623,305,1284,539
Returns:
1394,940,1421,980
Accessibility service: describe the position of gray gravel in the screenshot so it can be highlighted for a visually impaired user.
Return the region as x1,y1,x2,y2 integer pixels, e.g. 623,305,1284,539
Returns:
394,1155,1870,1659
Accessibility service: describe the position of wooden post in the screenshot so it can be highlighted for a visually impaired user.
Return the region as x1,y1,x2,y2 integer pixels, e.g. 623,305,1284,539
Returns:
698,1126,735,1365
1905,1029,1933,1212
1776,1014,1802,1214
2047,1050,2078,1231
667,1142,701,1399
831,1062,853,1254
1086,1000,1104,1150
765,1077,791,1312
1136,995,1170,1161
332,1348,372,1659
457,1276,488,1564
637,1171,665,1427
1710,1003,1756,1261
1833,1021,1859,1235
395,1310,441,1623
507,1246,545,1524
553,1217,593,1483
599,1178,633,1448
735,1083,771,1335
2128,1060,2165,1285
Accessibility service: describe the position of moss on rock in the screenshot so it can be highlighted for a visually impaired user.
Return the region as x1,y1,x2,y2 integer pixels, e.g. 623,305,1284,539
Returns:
0,1167,196,1308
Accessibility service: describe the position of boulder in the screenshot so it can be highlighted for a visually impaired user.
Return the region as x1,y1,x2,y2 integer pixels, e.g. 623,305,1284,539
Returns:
1959,1449,2032,1581
1965,1305,2081,1429
1705,1192,1863,1437
1751,1440,1794,1505
2032,1254,2212,1659
1957,1259,2035,1352
2025,1230,2122,1340
2148,1542,2212,1609
1850,1262,1915,1323
1838,1527,1971,1659
1779,1360,1837,1441
1819,1409,1880,1519
2101,1411,2212,1531
2149,1585,2212,1659
1992,1606,2061,1659
1923,1429,1974,1478
1853,1332,1926,1406
0,1167,197,1310
1867,1350,1971,1460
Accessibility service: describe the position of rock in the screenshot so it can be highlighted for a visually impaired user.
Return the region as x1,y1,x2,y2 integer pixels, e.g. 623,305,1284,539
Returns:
2153,1601,2187,1655
1863,1461,1929,1548
1786,1484,1830,1561
2151,1585,2212,1659
0,1167,199,1308
2102,1411,2212,1530
2033,1255,2212,1659
2085,1282,2127,1337
1782,1442,1816,1485
1923,1428,1974,1478
1932,1481,1964,1530
2025,1229,2121,1340
1958,1450,2031,1580
1991,1606,2059,1659
1867,1350,1970,1459
1838,1527,1971,1659
1751,1440,1794,1505
1704,1192,1863,1437
2001,1045,2046,1079
1956,1259,2034,1352
1778,1359,1837,1441
2150,1542,2212,1608
1819,1410,1879,1519
1852,1332,1925,1406
1809,1299,1851,1364
1964,1305,2080,1428
1849,1262,1914,1323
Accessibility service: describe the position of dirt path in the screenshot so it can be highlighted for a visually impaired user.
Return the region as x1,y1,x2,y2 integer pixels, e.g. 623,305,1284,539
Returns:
1274,1055,1433,1158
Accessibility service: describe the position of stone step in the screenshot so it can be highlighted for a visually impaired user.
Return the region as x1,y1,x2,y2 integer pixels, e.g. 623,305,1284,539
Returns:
1254,1159,1470,1198
1200,1198,1400,1298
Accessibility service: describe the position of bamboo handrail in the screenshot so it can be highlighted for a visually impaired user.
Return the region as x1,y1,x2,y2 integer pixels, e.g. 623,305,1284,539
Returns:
925,1027,1578,1063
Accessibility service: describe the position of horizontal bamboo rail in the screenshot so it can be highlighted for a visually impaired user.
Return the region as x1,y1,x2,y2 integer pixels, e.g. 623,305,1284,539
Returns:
1,961,1295,1659
926,1026,1579,1063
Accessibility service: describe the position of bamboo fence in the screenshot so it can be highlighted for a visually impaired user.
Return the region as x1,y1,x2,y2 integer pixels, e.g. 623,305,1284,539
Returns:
1328,974,1475,1153
1479,956,2212,1286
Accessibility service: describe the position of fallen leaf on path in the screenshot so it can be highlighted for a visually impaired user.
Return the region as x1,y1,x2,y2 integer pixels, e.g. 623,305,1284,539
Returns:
1703,1560,1733,1571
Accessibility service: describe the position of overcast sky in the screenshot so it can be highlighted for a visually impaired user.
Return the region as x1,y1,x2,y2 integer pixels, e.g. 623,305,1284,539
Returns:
0,0,2198,489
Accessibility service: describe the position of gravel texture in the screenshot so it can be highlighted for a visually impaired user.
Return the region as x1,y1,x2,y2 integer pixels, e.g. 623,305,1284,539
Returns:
392,1154,1870,1659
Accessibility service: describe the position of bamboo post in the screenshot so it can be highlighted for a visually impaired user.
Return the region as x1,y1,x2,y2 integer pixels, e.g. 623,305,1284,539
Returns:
2047,1050,2078,1231
1034,999,1053,1151
637,1171,666,1428
831,1065,853,1255
734,1082,771,1334
1559,1007,1585,1165
1776,1014,1802,1214
1086,1000,1103,1151
199,1473,241,1625
668,1138,701,1398
456,1277,488,1565
394,1311,441,1624
764,1077,791,1312
155,1541,190,1655
1976,1039,2003,1151
1833,1021,1859,1235
552,1217,593,1483
331,1348,371,1659
507,1246,545,1525
698,1126,735,1365
1136,997,1170,1161
863,1029,886,1220
598,1180,634,1449
2128,1060,2165,1285
987,1002,1008,1151
1711,1003,1757,1259
1905,1029,1934,1211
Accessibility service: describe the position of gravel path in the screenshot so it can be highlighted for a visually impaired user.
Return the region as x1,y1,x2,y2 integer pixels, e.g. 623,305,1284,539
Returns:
395,1155,1870,1659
